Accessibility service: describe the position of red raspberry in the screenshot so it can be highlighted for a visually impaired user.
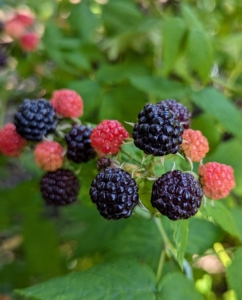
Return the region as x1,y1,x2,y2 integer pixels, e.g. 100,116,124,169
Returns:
181,129,209,162
51,89,84,118
0,123,27,157
20,33,39,52
34,141,64,171
198,162,235,200
90,120,129,155
4,19,25,39
15,13,34,27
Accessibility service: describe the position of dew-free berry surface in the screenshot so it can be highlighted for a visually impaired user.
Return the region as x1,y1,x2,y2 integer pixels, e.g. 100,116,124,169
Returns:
40,169,80,206
181,129,209,162
51,89,84,118
159,99,191,129
151,170,203,220
14,99,57,141
0,123,27,157
198,162,235,200
90,120,129,156
65,125,96,163
34,141,64,171
90,168,139,220
132,103,184,156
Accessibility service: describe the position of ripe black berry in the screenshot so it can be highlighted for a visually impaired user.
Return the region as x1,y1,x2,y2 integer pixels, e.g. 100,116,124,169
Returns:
40,169,80,206
132,103,183,156
151,170,203,220
14,99,57,141
158,99,191,129
90,168,139,220
65,125,96,163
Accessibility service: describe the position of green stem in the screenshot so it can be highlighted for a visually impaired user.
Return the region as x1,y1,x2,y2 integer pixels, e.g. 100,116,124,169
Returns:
153,216,193,280
156,249,165,283
120,149,141,165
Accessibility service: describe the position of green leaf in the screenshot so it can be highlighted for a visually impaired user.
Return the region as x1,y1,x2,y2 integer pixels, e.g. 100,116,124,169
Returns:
227,248,242,300
186,28,213,81
158,273,203,300
129,76,191,99
22,215,62,280
69,1,99,41
181,4,204,30
67,80,102,122
106,215,162,270
15,259,157,300
162,17,187,74
99,85,147,123
138,179,155,212
191,88,242,140
64,52,90,71
96,63,149,84
102,0,142,35
191,113,220,151
200,201,240,238
187,218,224,255
230,207,242,242
170,220,188,269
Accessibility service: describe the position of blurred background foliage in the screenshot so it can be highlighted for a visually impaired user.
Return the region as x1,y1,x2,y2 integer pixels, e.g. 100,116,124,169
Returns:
1,0,242,299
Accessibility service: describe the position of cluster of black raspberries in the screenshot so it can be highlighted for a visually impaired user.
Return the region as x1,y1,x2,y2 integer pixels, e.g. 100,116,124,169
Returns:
12,97,203,221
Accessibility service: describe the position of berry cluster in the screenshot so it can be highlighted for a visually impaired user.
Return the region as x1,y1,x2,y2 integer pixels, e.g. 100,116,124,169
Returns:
3,12,39,52
0,96,236,221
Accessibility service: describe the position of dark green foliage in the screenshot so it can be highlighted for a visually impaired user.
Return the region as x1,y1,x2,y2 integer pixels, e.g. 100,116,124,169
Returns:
0,0,242,299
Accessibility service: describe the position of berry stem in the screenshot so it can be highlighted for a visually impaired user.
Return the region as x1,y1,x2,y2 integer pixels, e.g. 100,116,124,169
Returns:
156,249,165,284
120,148,141,165
153,216,193,280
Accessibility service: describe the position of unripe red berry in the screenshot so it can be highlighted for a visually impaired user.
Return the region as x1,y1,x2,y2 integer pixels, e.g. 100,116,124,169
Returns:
198,162,235,200
90,120,129,156
20,32,39,52
0,123,27,157
34,141,64,171
4,19,25,39
181,129,209,162
51,89,84,118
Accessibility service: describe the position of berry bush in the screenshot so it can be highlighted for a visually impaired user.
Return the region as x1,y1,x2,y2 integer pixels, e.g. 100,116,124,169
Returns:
1,1,242,300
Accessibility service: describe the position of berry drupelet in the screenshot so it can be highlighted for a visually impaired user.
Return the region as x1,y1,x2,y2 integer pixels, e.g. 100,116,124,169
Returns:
132,103,184,156
151,170,203,220
181,129,209,162
40,169,80,206
90,168,139,220
198,162,235,200
65,124,96,163
158,99,191,129
90,120,129,156
14,99,57,141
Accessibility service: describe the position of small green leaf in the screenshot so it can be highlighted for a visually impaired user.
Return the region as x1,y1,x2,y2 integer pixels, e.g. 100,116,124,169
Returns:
186,28,213,81
230,208,242,242
187,218,224,255
69,1,99,41
191,113,220,151
15,259,157,300
162,17,187,74
67,80,102,122
191,88,242,140
227,248,242,300
200,201,240,238
158,272,203,300
170,220,189,269
129,76,191,99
